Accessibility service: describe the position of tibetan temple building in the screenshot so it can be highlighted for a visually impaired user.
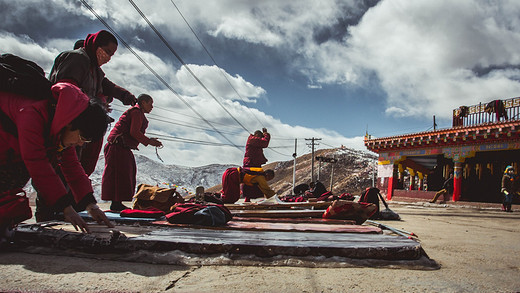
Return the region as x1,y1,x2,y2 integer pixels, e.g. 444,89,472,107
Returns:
364,97,520,203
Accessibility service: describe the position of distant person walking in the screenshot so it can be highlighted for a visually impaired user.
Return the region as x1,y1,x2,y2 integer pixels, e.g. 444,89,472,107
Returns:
101,94,162,211
429,173,454,204
501,165,517,212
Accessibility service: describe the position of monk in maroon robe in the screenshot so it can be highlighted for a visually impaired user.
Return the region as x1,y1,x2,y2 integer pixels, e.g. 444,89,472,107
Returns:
101,94,162,211
243,128,270,167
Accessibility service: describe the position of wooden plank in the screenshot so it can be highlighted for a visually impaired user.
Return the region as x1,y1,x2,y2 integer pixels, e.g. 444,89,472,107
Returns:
225,202,332,210
225,221,381,233
232,209,326,218
150,220,382,234
232,217,356,225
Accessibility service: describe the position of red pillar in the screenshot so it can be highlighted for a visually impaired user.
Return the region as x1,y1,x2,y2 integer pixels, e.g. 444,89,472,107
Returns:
387,176,394,200
453,161,463,201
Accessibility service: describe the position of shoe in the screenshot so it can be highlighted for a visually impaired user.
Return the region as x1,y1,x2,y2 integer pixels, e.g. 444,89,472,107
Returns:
429,200,435,203
110,202,130,212
501,204,507,212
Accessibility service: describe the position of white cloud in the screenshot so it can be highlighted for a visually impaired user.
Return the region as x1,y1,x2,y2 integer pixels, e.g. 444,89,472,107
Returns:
340,0,520,119
1,31,356,166
174,64,265,102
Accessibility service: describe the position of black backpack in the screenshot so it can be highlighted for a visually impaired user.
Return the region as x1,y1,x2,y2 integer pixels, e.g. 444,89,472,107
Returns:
0,54,54,137
0,53,53,100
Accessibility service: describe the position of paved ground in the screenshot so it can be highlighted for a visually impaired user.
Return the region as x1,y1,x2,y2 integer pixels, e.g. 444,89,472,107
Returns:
0,200,519,292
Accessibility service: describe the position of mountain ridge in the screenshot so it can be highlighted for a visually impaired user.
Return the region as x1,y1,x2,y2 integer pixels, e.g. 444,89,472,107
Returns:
89,147,377,201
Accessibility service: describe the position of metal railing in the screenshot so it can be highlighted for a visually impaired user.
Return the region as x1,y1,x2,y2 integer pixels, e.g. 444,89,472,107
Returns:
452,97,520,127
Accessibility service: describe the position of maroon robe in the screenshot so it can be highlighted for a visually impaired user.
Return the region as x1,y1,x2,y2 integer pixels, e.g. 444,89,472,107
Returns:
221,168,241,204
101,106,149,202
242,133,270,167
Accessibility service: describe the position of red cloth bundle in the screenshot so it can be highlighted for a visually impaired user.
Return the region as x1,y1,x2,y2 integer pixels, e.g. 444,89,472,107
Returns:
119,207,165,219
322,200,377,224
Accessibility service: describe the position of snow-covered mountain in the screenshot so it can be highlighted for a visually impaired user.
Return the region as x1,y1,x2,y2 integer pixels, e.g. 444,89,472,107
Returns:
90,154,235,201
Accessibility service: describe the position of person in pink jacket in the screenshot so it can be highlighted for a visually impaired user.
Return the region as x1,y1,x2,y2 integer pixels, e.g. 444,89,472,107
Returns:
0,82,113,238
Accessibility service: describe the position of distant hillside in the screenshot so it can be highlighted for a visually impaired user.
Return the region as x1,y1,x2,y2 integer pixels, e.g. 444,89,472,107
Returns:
206,147,378,196
88,147,377,201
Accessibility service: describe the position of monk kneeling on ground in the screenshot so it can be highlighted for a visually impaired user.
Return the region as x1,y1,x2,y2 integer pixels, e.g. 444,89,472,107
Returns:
221,167,275,204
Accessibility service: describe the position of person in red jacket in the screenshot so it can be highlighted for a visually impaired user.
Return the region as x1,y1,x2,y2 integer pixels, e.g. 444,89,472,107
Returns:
0,82,114,238
243,128,270,167
101,94,162,211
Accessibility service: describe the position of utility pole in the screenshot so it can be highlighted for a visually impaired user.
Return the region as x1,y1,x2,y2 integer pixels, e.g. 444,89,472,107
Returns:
316,155,338,192
329,155,336,192
292,138,297,190
317,159,322,181
306,137,321,182
433,115,437,131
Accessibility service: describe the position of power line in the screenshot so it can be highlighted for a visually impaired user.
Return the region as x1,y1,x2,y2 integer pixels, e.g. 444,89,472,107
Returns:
110,104,243,136
82,0,295,158
169,0,265,127
126,0,295,158
148,132,238,147
128,0,251,134
152,105,245,129
111,105,295,156
79,0,242,151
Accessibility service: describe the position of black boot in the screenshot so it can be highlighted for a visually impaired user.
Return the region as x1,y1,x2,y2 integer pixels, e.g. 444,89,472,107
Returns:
110,201,130,212
506,204,513,213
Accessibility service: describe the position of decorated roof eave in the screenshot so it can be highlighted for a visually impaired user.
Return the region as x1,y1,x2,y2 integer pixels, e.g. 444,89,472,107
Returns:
364,120,520,153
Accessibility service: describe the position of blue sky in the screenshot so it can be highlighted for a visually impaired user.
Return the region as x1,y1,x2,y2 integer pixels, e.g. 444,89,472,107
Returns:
2,0,520,166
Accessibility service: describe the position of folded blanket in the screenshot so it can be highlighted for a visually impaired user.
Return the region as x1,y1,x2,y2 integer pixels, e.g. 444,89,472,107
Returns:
120,207,165,219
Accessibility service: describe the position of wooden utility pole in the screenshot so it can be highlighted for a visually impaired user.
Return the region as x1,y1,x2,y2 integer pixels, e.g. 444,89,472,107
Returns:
292,138,297,190
315,155,338,191
306,137,321,182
